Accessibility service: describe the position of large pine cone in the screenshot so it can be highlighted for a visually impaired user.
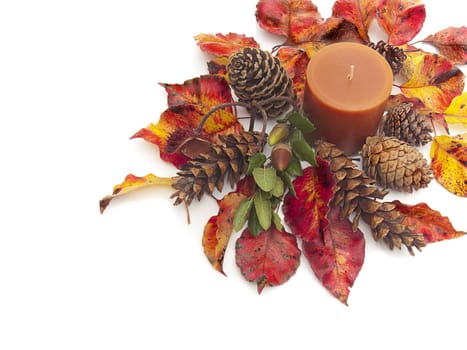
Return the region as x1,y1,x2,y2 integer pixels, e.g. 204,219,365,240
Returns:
381,102,433,146
362,136,432,192
227,47,295,119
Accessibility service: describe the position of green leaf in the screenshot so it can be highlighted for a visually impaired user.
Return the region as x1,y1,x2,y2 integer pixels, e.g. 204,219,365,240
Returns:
270,176,284,198
233,197,253,232
247,154,267,175
253,167,277,192
272,211,283,231
254,190,272,231
287,111,315,133
290,129,317,166
248,207,263,237
280,171,296,197
286,155,303,177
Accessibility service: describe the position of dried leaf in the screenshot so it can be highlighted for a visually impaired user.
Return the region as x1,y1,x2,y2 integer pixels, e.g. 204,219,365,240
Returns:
302,207,365,305
376,0,426,45
400,50,465,113
99,174,174,213
392,200,466,242
283,158,335,241
203,192,247,275
255,0,324,44
331,0,377,43
422,27,467,65
132,76,243,168
443,92,467,126
194,32,260,57
430,133,467,197
275,47,309,105
235,226,301,294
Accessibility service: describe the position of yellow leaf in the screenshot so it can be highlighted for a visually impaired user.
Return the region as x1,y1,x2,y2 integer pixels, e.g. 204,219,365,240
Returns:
99,174,174,213
430,134,467,197
444,92,467,126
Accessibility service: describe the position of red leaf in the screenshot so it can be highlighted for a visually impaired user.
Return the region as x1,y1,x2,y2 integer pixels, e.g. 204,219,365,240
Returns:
283,158,335,241
235,227,301,294
331,0,377,43
275,47,309,106
194,32,260,57
376,0,426,45
203,192,247,275
302,207,365,305
422,27,467,65
255,0,324,44
392,200,466,243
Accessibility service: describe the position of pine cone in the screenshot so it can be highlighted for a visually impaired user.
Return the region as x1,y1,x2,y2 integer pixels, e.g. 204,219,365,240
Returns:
316,140,425,255
381,102,433,146
171,131,265,206
227,47,295,119
361,136,432,192
368,40,406,74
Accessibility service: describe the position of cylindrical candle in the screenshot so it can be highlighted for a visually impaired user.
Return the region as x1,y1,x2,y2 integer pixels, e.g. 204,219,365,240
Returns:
303,42,393,155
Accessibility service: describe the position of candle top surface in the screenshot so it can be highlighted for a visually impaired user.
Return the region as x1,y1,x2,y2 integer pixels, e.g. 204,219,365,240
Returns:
306,42,393,112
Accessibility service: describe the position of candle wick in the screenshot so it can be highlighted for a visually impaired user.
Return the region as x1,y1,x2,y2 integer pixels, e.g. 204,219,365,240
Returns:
347,64,355,81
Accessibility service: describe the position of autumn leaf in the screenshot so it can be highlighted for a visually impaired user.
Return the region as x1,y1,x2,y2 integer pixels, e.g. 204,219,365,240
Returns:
430,133,467,197
443,92,467,126
376,0,426,45
203,192,247,275
421,27,467,65
302,206,365,305
392,200,466,243
235,226,301,294
255,0,324,44
194,32,260,58
275,47,309,105
282,158,335,242
331,0,377,43
99,174,174,213
132,75,243,168
399,50,465,113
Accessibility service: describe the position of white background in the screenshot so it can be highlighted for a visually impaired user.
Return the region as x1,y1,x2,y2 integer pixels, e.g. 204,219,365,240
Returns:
1,0,466,349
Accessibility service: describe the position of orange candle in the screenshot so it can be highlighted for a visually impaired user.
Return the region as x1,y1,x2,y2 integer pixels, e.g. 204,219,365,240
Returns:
303,42,393,155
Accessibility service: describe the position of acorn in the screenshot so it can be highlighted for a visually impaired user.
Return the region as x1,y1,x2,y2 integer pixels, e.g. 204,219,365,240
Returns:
271,143,293,172
268,123,290,146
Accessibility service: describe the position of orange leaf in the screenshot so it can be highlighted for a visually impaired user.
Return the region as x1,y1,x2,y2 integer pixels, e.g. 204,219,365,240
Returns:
430,133,467,197
194,32,259,57
275,47,309,106
99,174,174,213
422,27,467,65
202,192,247,275
443,92,467,126
400,50,465,113
376,0,426,45
332,0,377,43
282,158,335,242
302,207,365,305
255,0,324,44
235,226,301,294
392,200,466,243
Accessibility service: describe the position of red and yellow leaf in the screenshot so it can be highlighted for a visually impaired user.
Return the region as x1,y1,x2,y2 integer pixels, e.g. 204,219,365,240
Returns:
255,0,324,44
132,76,243,168
194,32,260,58
331,0,377,43
235,226,301,294
443,92,467,126
430,133,467,197
275,47,309,106
422,27,467,65
203,192,247,275
283,158,335,242
376,0,426,45
302,207,365,305
400,50,465,113
99,174,174,213
392,200,466,242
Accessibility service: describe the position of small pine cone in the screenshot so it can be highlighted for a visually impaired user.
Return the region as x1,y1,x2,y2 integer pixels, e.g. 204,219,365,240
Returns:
171,131,265,206
316,140,426,255
368,40,406,74
381,102,433,146
227,47,295,119
362,136,432,192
